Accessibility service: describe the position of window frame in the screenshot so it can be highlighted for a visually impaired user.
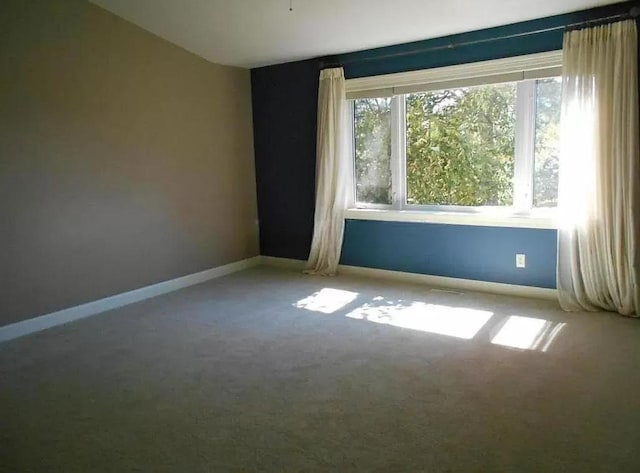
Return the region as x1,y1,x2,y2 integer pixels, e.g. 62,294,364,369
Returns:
347,51,562,228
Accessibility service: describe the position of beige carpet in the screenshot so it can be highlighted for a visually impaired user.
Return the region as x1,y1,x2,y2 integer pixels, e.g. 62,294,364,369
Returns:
2,266,640,472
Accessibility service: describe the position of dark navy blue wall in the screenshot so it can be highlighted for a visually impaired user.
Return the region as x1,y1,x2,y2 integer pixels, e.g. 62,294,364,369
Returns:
251,58,323,259
341,220,557,288
251,1,636,287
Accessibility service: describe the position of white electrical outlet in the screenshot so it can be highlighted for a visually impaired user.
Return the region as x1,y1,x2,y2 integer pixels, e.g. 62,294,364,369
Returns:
516,254,526,268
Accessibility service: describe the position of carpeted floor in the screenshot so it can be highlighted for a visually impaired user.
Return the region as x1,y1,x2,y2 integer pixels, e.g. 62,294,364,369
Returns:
2,266,640,472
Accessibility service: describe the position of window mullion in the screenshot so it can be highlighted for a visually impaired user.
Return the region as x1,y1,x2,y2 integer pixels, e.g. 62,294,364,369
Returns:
390,95,404,210
514,81,536,212
398,96,407,209
347,100,356,208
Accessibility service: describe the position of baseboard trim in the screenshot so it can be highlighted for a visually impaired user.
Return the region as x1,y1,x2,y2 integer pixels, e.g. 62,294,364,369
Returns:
260,256,307,270
259,256,557,301
338,264,557,300
0,256,262,343
2,254,555,343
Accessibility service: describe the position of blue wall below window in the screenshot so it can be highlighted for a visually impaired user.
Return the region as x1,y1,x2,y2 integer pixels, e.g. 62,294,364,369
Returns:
341,220,557,288
251,1,636,289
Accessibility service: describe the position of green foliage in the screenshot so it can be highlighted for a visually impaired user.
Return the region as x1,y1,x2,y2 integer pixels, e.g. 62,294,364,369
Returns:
353,79,561,208
406,84,515,206
354,98,392,204
533,78,561,207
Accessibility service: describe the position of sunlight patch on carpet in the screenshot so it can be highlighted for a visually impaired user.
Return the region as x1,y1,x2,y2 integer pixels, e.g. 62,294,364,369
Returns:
491,315,566,350
345,296,493,339
294,288,359,314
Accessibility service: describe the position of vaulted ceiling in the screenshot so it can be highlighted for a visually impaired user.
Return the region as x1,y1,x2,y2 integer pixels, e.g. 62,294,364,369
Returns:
91,0,620,68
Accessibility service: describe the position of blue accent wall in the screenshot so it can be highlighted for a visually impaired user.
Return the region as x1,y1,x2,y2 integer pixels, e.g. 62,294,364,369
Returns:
251,1,636,287
251,58,324,259
336,2,635,79
341,220,558,289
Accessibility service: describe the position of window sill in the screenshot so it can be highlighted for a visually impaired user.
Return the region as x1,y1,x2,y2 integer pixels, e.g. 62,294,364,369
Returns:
344,208,557,229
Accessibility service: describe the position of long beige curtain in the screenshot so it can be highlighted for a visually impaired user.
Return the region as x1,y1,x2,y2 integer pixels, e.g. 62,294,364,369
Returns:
305,67,351,275
557,20,639,316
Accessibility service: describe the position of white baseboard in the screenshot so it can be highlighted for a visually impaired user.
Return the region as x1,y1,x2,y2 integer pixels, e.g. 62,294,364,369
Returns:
2,254,556,343
260,255,307,270
338,264,557,300
259,256,557,301
0,256,262,343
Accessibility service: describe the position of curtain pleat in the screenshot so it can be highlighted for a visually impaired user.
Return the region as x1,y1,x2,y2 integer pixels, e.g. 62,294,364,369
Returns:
305,68,351,275
557,20,639,315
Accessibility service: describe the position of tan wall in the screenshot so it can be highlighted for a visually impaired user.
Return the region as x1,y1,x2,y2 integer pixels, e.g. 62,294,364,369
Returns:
0,0,259,325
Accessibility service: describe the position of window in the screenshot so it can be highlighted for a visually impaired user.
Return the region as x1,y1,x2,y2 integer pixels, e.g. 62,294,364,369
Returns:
405,82,517,207
533,78,561,208
348,52,562,216
354,97,392,205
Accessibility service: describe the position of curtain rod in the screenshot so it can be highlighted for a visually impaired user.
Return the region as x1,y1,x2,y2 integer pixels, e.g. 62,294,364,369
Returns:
327,6,639,67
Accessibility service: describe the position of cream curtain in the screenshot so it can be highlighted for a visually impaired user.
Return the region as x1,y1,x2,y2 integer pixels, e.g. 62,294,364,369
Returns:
557,20,640,316
305,67,351,275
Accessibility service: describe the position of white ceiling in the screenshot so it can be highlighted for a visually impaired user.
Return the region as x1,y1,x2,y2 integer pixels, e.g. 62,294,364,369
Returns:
90,0,619,69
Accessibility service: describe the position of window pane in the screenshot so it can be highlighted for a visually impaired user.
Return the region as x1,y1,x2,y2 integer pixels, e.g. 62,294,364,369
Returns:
533,77,561,208
405,83,516,206
354,98,392,205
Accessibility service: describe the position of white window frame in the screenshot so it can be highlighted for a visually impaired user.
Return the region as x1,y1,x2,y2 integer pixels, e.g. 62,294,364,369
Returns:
346,51,562,229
